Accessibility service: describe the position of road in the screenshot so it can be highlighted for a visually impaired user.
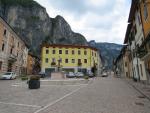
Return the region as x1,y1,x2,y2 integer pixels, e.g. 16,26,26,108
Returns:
0,76,150,113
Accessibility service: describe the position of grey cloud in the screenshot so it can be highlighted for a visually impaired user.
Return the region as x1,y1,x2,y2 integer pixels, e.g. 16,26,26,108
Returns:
48,0,115,16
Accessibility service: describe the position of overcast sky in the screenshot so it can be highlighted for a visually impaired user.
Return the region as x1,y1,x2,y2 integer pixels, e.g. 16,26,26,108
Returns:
35,0,131,44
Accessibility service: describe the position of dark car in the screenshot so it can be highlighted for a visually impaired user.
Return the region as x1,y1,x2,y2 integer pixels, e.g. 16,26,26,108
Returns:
38,72,46,78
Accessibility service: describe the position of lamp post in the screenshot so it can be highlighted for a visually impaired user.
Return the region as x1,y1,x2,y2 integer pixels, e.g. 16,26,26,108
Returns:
57,56,61,72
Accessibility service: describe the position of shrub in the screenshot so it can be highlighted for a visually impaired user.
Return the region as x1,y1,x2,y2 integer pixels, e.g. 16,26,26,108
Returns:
30,75,40,80
84,75,89,80
21,76,28,81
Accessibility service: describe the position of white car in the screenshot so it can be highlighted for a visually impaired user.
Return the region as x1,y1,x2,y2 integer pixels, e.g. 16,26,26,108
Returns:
66,72,76,78
102,72,108,77
75,72,84,78
0,72,17,80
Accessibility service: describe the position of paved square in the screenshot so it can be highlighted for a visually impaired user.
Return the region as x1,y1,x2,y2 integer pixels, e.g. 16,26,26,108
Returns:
0,79,86,113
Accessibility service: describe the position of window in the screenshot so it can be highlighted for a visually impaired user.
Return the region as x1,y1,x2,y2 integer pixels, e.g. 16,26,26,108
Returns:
52,50,55,54
2,43,5,51
59,58,62,63
65,59,68,63
84,59,87,63
137,13,141,25
72,50,75,54
84,50,87,55
0,61,2,70
10,47,13,54
45,58,48,63
59,50,62,54
78,50,81,55
125,62,127,67
65,50,68,54
133,25,137,36
140,64,143,76
144,4,148,20
18,42,19,47
3,29,6,36
78,59,81,63
46,49,49,54
72,59,75,63
52,58,55,62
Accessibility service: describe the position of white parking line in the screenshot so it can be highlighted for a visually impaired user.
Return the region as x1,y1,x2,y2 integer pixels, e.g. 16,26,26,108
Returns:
11,84,88,87
0,101,41,108
34,85,87,113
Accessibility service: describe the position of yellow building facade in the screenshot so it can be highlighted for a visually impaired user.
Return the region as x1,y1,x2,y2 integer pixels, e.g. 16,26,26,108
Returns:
41,44,100,74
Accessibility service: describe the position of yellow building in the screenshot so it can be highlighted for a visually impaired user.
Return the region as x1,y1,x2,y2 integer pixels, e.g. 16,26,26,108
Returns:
41,44,100,75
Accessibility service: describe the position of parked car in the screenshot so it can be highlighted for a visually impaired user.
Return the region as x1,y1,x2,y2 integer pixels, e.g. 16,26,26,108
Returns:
88,72,94,78
102,72,108,77
75,72,84,78
66,72,76,78
0,72,17,80
38,72,46,78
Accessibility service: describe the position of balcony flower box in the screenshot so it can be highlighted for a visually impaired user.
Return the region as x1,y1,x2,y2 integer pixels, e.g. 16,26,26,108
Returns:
78,62,82,66
51,62,56,66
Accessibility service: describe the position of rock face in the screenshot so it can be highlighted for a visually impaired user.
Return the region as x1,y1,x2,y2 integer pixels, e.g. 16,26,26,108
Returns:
0,0,87,56
88,40,123,69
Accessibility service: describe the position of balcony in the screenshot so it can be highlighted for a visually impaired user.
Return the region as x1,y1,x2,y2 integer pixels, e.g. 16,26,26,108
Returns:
136,46,148,58
8,54,17,62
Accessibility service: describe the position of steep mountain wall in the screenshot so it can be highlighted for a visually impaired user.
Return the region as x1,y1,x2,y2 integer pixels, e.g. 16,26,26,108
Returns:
0,0,87,56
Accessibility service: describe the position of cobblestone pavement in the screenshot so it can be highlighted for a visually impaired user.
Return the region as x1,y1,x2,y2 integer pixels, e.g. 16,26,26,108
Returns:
0,79,86,113
37,76,150,113
0,76,150,113
124,78,150,101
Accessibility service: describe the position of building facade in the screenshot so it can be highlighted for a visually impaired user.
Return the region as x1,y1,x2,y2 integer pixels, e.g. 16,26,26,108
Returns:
115,0,150,83
41,44,101,75
0,16,28,76
27,53,40,75
139,0,150,83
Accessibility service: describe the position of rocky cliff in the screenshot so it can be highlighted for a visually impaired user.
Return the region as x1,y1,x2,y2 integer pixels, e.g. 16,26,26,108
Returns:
88,40,123,69
0,0,87,56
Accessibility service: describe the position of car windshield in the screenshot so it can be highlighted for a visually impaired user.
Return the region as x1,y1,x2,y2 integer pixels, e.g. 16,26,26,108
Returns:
4,73,11,75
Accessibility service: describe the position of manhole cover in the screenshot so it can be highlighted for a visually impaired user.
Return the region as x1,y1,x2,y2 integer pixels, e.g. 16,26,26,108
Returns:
135,102,144,106
138,95,146,99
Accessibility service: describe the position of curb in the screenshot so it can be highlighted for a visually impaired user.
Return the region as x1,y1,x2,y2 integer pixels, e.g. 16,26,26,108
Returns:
125,79,150,101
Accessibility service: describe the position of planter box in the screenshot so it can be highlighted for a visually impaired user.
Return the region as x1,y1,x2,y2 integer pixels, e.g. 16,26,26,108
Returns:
28,80,40,89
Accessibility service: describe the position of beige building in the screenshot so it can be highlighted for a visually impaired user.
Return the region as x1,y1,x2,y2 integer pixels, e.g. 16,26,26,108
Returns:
0,16,28,76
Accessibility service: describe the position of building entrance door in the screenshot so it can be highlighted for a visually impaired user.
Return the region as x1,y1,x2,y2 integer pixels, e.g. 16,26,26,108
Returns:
7,62,12,72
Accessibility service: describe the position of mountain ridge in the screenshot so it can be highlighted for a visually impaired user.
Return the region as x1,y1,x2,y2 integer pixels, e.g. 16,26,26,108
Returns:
88,40,123,69
0,0,87,56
